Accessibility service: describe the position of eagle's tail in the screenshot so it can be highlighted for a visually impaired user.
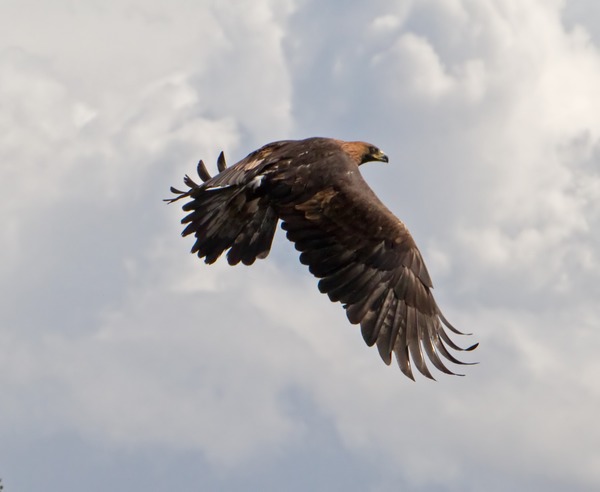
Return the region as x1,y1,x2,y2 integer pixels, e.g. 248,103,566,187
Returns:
166,154,278,265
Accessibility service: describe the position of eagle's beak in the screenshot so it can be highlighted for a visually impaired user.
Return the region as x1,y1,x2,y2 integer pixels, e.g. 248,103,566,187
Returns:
375,150,389,163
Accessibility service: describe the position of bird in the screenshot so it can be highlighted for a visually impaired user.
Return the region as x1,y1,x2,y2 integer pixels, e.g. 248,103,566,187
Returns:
166,137,477,380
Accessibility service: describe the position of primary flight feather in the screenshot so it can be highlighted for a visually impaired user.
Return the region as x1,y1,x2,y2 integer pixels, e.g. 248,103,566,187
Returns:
167,137,477,380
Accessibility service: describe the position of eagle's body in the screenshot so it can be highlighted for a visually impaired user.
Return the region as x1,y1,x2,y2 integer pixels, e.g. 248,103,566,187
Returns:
168,137,476,380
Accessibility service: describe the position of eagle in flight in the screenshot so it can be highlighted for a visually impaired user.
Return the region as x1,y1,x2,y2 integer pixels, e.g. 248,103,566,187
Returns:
167,137,477,380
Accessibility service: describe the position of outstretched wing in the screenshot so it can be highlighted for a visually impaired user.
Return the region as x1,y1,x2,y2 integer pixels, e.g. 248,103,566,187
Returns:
166,146,285,265
275,164,477,380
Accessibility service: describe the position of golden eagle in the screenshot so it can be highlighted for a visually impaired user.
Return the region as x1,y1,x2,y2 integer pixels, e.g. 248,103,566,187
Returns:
167,137,477,380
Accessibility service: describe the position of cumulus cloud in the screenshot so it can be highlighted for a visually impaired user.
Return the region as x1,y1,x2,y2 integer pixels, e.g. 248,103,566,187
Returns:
1,0,600,491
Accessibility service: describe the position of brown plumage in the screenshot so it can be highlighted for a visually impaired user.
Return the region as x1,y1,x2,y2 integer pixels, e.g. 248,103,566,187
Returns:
166,137,477,380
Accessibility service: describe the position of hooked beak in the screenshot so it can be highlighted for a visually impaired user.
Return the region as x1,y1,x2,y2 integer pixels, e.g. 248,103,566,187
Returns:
374,149,389,163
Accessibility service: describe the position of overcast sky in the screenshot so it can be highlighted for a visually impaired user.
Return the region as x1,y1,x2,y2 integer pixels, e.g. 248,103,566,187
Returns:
1,0,600,491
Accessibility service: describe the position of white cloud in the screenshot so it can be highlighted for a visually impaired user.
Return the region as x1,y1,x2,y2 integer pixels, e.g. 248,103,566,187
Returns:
373,32,455,101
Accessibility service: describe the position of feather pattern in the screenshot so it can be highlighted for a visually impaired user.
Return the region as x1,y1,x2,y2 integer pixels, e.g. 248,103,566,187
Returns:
167,137,477,380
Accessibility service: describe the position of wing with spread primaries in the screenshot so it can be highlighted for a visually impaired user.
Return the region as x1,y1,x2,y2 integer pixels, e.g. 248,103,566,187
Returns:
166,142,291,265
266,147,477,380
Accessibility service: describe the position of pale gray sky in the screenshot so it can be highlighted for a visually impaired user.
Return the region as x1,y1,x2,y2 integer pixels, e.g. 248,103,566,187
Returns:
1,1,600,491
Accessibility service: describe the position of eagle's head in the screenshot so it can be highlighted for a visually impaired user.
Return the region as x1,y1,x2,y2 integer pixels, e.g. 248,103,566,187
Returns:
340,141,389,165
361,144,389,165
